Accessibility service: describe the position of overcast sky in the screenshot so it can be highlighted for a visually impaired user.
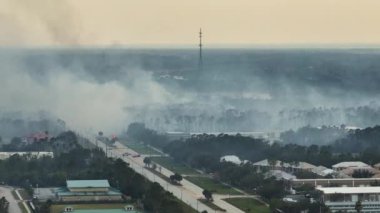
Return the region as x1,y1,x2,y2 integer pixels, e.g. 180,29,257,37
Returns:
1,0,380,46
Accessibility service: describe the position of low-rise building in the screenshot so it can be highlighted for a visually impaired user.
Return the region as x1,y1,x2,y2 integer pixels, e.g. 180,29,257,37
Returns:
56,180,123,202
317,186,380,212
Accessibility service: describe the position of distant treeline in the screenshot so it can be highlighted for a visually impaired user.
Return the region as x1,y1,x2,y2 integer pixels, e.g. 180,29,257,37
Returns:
137,105,380,133
280,125,348,146
126,122,380,168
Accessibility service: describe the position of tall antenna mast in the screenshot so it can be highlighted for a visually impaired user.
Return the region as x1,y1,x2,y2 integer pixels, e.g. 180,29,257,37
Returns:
199,28,203,71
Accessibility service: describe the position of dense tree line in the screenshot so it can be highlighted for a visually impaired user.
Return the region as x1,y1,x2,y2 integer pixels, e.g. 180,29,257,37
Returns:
280,125,348,146
127,123,380,168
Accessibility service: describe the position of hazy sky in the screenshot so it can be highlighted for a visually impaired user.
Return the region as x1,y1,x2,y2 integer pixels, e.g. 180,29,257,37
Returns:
2,0,380,46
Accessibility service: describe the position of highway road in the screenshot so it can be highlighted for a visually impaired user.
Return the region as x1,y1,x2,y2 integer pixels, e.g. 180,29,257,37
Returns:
91,136,247,213
0,186,22,213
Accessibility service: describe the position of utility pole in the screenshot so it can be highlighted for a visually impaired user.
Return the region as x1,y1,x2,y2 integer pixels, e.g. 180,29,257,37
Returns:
199,28,203,71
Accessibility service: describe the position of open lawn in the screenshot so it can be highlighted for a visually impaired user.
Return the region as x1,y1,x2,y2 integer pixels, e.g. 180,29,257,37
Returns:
123,142,161,155
186,177,242,195
151,157,199,175
50,203,130,213
224,198,270,213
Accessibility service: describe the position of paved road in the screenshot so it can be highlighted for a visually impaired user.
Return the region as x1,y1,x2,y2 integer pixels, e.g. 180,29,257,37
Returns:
89,136,253,213
0,186,22,213
91,139,216,212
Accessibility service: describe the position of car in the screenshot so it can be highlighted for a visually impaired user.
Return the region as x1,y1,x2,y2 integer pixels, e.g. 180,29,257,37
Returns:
122,152,130,157
132,154,141,158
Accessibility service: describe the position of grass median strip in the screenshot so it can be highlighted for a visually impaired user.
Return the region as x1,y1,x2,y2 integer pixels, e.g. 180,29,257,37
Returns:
186,176,242,195
198,199,226,212
151,157,199,175
18,202,28,213
11,190,20,200
224,197,270,213
122,142,161,155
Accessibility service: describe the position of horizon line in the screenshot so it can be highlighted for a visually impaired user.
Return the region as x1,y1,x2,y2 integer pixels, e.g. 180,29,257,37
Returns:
3,43,380,50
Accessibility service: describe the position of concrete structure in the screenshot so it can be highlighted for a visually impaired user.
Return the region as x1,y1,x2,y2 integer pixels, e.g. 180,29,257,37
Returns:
56,180,123,202
0,152,53,160
318,186,380,212
332,161,371,171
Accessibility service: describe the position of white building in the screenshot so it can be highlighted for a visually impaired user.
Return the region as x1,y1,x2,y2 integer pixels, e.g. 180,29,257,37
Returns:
318,186,380,212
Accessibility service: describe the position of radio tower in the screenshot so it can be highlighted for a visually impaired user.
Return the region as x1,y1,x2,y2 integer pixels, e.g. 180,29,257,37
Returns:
199,28,203,71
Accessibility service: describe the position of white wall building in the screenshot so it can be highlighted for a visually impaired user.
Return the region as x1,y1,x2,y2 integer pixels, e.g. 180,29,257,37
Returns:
318,186,380,212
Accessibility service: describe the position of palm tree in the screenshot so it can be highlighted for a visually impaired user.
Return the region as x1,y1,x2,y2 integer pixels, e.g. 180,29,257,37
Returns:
355,200,362,213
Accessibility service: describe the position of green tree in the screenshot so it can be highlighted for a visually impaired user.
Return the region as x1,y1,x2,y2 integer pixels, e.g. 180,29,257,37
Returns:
0,196,9,213
202,189,213,201
143,157,152,167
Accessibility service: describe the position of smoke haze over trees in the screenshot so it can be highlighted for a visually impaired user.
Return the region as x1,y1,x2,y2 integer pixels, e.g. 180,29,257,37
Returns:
2,48,380,135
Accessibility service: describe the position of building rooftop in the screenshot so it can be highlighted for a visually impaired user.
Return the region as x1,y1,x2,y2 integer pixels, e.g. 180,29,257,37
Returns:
332,161,370,169
56,187,122,196
252,159,316,170
220,155,242,165
317,186,380,194
311,166,334,177
67,180,110,188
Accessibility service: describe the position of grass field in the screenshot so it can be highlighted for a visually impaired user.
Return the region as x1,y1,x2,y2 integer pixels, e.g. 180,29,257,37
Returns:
123,142,161,155
50,203,130,213
151,157,199,175
224,198,270,213
186,177,242,195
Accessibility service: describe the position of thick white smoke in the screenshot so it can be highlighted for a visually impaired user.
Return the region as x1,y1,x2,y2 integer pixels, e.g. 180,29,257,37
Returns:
0,52,178,134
